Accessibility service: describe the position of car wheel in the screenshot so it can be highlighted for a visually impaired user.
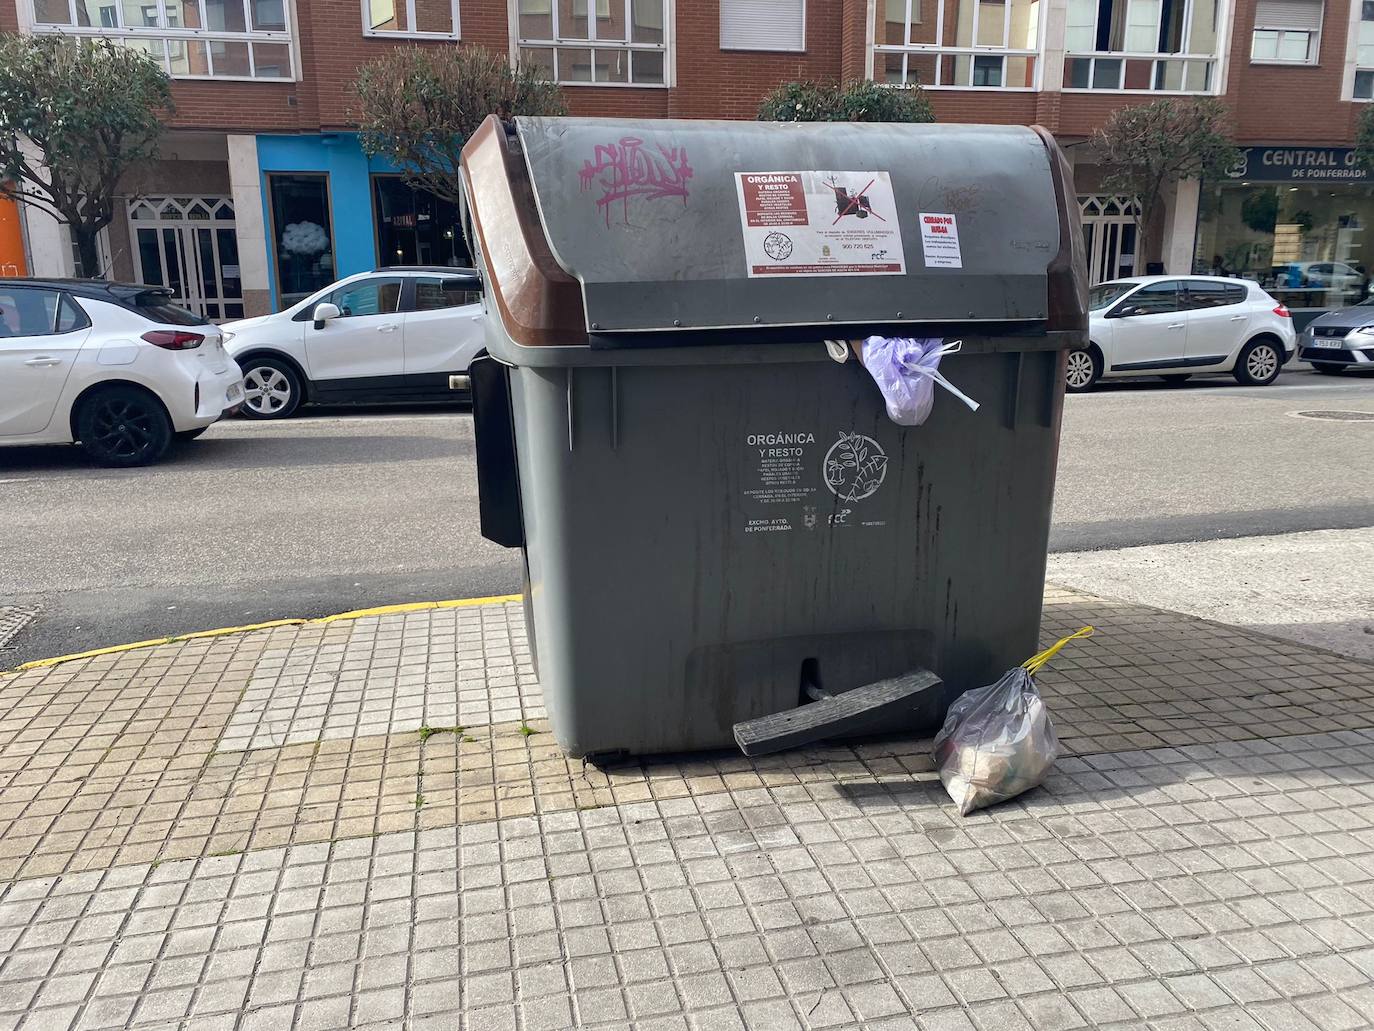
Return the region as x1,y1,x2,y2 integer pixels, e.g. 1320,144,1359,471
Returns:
1311,363,1345,376
1160,374,1192,384
241,358,303,420
1234,339,1282,386
1065,346,1101,393
175,427,209,442
76,385,173,468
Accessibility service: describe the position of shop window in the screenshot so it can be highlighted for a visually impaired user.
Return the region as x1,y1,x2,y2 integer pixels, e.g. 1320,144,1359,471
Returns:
30,0,293,78
268,174,335,309
371,176,471,269
720,0,804,52
515,0,668,85
1250,0,1320,63
1062,0,1219,92
1196,180,1374,313
875,0,1041,89
365,0,458,37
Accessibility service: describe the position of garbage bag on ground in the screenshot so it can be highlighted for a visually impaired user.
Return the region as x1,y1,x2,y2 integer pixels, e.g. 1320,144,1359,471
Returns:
932,627,1093,816
859,336,980,427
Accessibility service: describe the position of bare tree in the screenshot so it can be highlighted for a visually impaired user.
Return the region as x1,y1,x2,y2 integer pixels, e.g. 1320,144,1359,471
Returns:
1092,98,1240,249
353,45,565,208
0,35,170,278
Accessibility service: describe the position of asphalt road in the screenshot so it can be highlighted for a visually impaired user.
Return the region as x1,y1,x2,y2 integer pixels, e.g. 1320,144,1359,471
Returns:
2,369,1371,666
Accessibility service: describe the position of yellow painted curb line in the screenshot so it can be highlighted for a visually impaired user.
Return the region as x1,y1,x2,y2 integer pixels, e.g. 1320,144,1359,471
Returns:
3,594,522,675
315,595,520,623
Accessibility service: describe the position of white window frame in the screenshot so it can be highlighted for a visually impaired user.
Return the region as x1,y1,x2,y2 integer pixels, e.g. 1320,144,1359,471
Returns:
511,0,673,88
1250,0,1322,65
1250,26,1315,62
25,0,296,81
720,0,805,54
871,0,1046,91
1062,0,1224,95
1347,0,1374,99
361,0,458,40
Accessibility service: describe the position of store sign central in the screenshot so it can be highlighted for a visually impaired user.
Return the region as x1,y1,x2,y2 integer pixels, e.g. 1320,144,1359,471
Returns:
1227,147,1370,183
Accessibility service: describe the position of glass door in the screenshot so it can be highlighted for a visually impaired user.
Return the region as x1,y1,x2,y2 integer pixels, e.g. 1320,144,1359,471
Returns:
1078,195,1141,285
128,197,244,320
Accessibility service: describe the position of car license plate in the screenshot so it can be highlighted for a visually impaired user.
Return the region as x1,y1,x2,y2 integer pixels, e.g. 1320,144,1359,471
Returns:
1310,338,1343,349
227,383,243,402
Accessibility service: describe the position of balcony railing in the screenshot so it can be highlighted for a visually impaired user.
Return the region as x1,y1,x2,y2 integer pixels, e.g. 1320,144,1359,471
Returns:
1063,51,1216,93
874,46,1041,90
29,27,293,79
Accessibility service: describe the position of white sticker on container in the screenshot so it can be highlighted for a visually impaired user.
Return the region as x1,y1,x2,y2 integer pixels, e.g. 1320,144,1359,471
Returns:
919,213,963,269
735,172,906,278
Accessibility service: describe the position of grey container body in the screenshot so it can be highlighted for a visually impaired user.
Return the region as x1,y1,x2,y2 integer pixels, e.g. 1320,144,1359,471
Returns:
461,115,1086,757
502,342,1065,757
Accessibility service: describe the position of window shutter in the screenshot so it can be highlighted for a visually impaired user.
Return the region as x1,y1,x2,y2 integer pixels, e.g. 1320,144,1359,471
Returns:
721,0,805,52
1253,0,1322,30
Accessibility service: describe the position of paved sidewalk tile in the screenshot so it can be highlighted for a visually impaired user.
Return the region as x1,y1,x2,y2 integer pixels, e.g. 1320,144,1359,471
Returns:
0,588,1372,1028
218,603,543,752
0,729,1369,1028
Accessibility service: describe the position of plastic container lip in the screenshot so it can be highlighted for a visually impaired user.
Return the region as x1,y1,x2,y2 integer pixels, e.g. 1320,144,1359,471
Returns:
463,115,1089,350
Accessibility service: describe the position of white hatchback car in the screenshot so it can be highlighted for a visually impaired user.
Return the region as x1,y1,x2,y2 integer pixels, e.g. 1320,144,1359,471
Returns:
0,279,244,466
223,267,485,419
1069,275,1296,392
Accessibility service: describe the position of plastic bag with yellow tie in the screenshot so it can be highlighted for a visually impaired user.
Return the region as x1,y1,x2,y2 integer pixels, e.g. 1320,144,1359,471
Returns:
933,627,1094,816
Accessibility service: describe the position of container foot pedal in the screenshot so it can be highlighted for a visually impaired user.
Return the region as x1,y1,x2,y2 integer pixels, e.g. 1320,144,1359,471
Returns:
733,669,943,757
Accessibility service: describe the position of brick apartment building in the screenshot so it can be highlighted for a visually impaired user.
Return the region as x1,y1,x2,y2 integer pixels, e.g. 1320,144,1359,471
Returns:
3,0,1374,321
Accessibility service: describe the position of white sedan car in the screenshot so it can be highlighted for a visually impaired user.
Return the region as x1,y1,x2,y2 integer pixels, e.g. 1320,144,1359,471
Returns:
0,279,243,466
1068,275,1297,392
223,267,485,419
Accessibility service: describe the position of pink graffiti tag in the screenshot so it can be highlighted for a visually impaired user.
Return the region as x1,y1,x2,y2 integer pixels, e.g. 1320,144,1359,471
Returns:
579,137,693,226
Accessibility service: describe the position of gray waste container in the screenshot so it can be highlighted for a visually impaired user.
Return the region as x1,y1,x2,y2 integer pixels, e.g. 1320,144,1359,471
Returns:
460,115,1087,759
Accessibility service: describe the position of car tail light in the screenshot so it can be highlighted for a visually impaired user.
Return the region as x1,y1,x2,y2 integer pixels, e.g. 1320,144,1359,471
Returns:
1273,304,1291,318
141,330,204,350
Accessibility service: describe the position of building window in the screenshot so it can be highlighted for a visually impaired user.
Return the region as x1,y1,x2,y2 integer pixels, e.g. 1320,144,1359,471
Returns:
873,0,1042,90
267,174,334,309
371,176,471,268
720,0,803,52
515,0,668,86
1250,0,1320,63
1355,0,1374,97
364,0,457,37
29,0,293,79
1063,0,1220,93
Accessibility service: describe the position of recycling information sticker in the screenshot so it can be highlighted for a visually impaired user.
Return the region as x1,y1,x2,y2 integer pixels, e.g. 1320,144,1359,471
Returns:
735,171,906,278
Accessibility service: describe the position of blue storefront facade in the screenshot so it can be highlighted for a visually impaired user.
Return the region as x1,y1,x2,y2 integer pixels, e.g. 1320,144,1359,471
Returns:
256,133,467,310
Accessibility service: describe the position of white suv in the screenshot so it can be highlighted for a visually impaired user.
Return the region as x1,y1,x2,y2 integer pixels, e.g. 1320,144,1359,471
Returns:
223,267,485,419
1068,275,1297,392
0,279,244,466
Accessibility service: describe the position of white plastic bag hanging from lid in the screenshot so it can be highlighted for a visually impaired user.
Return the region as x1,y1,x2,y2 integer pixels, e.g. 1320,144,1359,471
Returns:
858,336,980,427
